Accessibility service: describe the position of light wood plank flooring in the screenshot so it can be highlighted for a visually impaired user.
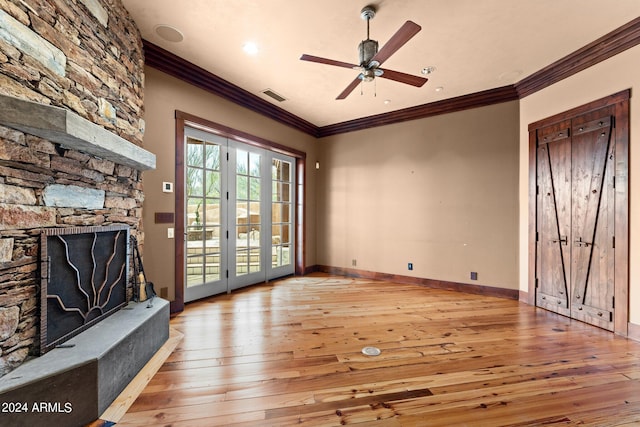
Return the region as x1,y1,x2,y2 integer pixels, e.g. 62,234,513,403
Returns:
117,273,640,426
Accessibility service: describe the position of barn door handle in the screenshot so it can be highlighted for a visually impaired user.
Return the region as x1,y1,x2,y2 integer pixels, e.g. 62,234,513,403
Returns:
574,237,591,247
551,235,568,245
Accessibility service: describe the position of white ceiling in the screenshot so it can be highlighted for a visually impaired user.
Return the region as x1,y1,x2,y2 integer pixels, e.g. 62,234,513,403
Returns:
122,0,640,127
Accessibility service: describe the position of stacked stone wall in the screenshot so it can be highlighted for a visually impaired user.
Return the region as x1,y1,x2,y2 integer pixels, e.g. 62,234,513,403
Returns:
0,0,145,376
0,0,145,144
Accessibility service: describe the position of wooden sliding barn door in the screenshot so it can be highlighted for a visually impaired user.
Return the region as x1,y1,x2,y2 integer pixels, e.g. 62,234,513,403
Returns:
536,120,572,318
535,106,616,331
570,111,615,329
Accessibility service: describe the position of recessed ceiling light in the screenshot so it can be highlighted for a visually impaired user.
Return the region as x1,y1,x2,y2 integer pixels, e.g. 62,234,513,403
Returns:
154,24,184,43
383,99,391,105
421,66,436,75
243,42,259,55
435,86,444,92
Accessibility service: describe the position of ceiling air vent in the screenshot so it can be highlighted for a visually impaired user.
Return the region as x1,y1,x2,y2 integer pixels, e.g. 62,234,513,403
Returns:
261,89,287,102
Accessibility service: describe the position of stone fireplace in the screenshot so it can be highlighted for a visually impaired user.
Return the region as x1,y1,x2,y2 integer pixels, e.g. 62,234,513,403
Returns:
0,0,168,425
0,0,153,375
40,225,129,354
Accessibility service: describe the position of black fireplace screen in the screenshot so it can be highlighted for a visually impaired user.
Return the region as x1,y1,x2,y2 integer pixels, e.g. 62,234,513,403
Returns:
40,225,129,354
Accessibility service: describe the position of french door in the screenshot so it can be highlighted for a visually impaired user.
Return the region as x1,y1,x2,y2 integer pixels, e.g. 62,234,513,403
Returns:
183,126,295,302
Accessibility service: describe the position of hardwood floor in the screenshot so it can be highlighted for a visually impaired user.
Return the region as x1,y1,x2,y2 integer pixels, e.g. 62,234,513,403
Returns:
117,274,640,426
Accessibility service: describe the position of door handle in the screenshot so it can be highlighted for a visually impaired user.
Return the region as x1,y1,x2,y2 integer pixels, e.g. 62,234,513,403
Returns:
551,235,568,245
574,237,591,247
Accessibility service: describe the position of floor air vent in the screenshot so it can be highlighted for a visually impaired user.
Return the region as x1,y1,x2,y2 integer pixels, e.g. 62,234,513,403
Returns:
262,89,287,102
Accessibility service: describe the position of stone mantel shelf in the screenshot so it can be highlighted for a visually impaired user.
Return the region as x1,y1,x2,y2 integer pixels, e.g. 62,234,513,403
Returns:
0,94,156,171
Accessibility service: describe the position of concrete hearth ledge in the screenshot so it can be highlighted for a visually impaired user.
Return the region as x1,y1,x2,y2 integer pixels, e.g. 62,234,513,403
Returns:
0,298,169,427
0,94,156,171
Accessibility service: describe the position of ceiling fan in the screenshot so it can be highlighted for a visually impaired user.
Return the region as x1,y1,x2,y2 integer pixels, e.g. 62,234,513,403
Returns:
300,5,428,100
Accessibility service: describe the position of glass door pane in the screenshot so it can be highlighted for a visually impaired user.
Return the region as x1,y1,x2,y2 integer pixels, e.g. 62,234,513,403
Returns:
184,128,227,301
269,155,295,279
228,144,267,291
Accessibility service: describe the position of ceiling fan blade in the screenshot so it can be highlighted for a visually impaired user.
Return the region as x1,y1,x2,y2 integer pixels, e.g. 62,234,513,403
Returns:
336,77,362,100
378,68,428,87
300,54,358,69
371,21,421,66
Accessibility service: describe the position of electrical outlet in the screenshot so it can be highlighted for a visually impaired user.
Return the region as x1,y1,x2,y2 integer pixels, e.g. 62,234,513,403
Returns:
470,271,478,280
408,262,413,271
352,259,357,267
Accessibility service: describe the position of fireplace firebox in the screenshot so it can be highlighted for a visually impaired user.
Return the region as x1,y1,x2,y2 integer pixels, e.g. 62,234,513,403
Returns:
40,225,130,354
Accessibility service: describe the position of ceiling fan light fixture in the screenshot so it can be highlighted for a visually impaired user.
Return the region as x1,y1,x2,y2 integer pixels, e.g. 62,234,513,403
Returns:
360,69,376,82
358,39,379,66
299,6,427,99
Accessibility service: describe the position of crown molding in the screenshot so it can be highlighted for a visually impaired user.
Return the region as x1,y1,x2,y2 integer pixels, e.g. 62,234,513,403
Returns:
143,41,319,137
143,16,640,138
516,16,640,98
317,85,519,137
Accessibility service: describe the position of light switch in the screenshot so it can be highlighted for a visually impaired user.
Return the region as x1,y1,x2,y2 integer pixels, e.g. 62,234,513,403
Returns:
167,227,174,239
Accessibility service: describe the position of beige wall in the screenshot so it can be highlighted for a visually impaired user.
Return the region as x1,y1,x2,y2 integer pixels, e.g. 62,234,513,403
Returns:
143,41,638,327
518,44,640,325
142,67,318,301
317,101,520,289
143,66,519,296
